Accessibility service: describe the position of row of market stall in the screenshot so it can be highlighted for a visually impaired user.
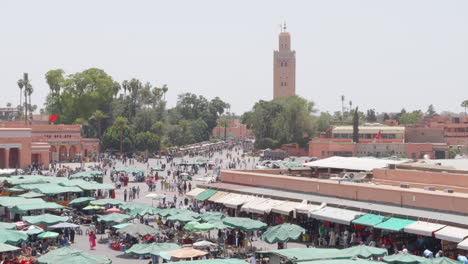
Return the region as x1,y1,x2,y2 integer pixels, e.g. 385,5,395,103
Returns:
187,188,468,254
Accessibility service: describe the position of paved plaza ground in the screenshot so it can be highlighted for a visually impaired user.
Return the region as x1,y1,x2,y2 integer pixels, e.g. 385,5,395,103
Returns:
61,149,305,263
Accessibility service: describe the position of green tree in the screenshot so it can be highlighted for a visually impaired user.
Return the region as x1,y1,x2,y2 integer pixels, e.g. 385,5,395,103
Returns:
89,110,108,139
190,118,209,142
113,117,130,154
353,107,359,143
45,69,65,120
383,113,390,121
398,111,423,125
133,110,157,133
17,73,31,124
426,104,436,117
151,121,166,136
316,112,333,132
461,100,468,115
366,109,377,122
135,132,160,152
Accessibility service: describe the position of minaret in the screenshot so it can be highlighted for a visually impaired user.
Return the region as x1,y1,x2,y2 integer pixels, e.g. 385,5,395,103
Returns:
273,22,296,99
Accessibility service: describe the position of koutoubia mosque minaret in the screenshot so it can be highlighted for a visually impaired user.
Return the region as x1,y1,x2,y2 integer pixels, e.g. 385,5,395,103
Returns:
273,22,296,99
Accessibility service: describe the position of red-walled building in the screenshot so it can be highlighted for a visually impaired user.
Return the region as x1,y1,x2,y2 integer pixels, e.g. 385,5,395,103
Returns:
212,119,252,140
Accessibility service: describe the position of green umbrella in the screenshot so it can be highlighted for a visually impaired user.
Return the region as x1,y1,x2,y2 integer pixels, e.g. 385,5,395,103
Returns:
37,246,81,263
158,208,187,217
0,222,16,230
130,206,160,217
17,191,45,198
117,223,160,236
223,217,267,231
342,245,388,258
98,213,131,223
423,257,461,264
167,213,200,223
0,229,28,244
208,220,228,230
68,197,96,206
0,243,20,253
90,198,126,206
152,168,164,171
192,223,216,231
83,205,104,210
125,242,181,256
184,221,201,231
261,223,306,244
38,248,111,264
38,231,59,239
23,214,69,226
112,223,130,229
383,254,427,264
200,212,224,222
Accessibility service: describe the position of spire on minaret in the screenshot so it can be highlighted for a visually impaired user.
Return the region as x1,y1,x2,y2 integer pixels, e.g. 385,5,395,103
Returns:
283,21,287,32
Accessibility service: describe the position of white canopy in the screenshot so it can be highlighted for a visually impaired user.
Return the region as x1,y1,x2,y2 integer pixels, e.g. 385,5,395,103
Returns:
208,191,229,202
249,199,286,215
403,221,446,237
435,226,468,243
304,156,408,171
271,201,304,215
309,207,364,225
458,238,468,250
241,197,269,213
296,203,321,215
213,193,240,204
186,188,205,198
223,194,253,208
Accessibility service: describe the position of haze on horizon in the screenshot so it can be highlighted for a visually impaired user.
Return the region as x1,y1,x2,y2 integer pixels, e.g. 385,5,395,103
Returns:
1,0,467,116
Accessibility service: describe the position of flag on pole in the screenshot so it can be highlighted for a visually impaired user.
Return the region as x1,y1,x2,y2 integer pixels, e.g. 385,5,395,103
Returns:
375,130,382,140
48,114,58,122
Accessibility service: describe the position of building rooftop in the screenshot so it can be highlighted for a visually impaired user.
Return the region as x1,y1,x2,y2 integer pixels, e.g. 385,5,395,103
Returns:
304,156,410,171
332,126,405,133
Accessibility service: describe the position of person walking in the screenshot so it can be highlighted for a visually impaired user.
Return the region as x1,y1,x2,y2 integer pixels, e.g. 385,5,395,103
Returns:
89,231,97,250
136,186,140,199
124,189,127,202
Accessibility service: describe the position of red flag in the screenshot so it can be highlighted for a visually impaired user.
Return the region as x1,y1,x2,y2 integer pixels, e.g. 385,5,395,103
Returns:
375,130,382,140
48,114,58,122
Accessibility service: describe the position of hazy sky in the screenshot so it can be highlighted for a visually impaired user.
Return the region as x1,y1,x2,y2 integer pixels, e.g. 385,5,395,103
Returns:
1,0,467,116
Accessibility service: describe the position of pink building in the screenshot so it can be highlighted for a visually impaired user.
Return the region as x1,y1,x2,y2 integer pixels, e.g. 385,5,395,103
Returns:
212,119,252,140
273,23,296,99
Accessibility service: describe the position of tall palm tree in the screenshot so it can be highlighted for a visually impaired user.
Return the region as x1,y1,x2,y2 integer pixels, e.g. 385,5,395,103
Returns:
462,100,468,115
26,83,33,122
90,110,108,139
113,117,129,154
162,84,168,101
17,73,30,124
17,80,23,111
112,82,121,98
122,80,129,96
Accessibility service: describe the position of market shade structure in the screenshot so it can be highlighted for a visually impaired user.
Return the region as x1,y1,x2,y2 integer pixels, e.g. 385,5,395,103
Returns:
404,221,446,237
10,202,65,214
129,206,160,217
258,248,355,262
341,245,388,258
193,241,217,247
186,188,206,197
112,223,130,229
23,213,69,226
184,221,200,231
68,197,96,206
261,223,305,244
309,207,364,225
24,226,44,235
0,243,20,253
383,254,427,264
250,199,286,215
83,205,104,210
106,208,122,214
304,156,409,171
125,243,181,256
435,226,468,243
0,222,17,229
38,231,59,239
17,191,44,198
117,223,159,236
36,245,80,263
223,217,267,231
152,168,164,171
169,247,208,259
374,218,416,232
170,259,249,264
200,212,224,222
98,213,131,223
298,260,383,264
352,214,387,227
195,189,218,201
18,183,82,195
37,247,111,264
422,257,461,264
167,213,200,223
296,202,321,215
223,194,254,208
91,198,126,206
207,220,229,230
0,229,28,244
50,222,79,228
208,191,229,202
271,201,304,215
191,223,216,231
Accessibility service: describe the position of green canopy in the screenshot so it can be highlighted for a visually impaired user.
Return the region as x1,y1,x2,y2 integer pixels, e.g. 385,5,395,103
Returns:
158,208,188,217
223,217,267,231
195,189,218,201
297,260,381,264
257,248,354,262
196,158,210,163
83,205,104,210
284,161,304,168
68,197,96,206
352,214,387,227
422,257,461,264
23,213,69,226
0,243,20,253
117,223,159,236
120,203,149,211
152,168,164,171
0,229,28,244
130,206,160,217
112,223,130,229
341,245,388,258
38,231,59,239
60,180,115,191
208,220,229,229
191,223,216,231
0,197,46,208
171,259,249,264
200,212,224,222
18,183,83,194
383,254,427,264
69,170,103,179
167,213,200,223
374,218,416,232
17,191,45,198
184,221,201,231
261,223,305,244
10,202,65,214
98,213,131,223
91,198,126,206
37,247,111,264
0,222,17,230
125,242,181,256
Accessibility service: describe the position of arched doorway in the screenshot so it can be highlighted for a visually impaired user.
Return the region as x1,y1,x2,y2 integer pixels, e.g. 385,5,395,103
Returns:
9,148,19,168
50,146,57,162
59,146,68,162
69,146,76,161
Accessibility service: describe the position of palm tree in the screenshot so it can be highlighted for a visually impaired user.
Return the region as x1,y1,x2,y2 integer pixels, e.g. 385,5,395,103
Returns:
113,117,129,154
112,82,121,98
17,73,30,124
90,110,108,139
162,84,168,101
462,100,468,115
26,83,33,122
17,80,24,111
122,80,129,96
